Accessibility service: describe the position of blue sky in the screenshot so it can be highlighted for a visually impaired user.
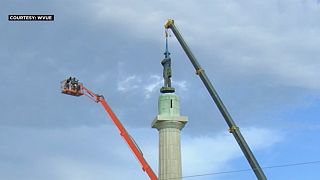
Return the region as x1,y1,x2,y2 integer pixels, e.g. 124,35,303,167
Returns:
1,0,320,179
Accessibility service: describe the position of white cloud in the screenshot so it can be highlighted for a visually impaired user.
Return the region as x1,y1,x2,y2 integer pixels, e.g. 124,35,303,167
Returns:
0,126,152,180
0,122,288,180
117,75,141,93
89,0,320,93
143,75,189,99
124,126,283,179
182,127,283,177
2,1,320,180
144,75,163,99
88,0,167,40
174,80,188,91
116,74,189,99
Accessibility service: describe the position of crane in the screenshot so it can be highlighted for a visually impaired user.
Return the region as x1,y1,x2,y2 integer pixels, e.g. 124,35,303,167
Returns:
60,77,158,180
164,19,267,180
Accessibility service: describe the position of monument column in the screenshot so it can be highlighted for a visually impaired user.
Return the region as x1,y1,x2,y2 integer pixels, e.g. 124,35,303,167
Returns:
152,93,187,180
152,34,188,180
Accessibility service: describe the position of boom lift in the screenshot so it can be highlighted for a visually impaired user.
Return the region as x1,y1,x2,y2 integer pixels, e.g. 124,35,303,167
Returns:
61,77,158,180
164,19,267,180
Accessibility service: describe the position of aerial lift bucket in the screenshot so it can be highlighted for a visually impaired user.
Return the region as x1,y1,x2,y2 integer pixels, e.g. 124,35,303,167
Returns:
60,78,84,96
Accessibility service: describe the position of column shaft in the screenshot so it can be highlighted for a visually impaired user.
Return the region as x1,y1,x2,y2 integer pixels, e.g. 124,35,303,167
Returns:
159,127,182,180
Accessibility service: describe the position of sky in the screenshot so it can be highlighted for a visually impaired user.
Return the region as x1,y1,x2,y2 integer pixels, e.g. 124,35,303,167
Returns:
1,0,320,179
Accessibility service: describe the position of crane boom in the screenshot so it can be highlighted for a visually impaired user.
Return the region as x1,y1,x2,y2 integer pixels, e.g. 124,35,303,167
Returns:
61,78,157,180
164,19,267,180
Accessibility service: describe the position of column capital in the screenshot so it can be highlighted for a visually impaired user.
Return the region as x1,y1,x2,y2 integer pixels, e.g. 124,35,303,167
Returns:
152,115,188,130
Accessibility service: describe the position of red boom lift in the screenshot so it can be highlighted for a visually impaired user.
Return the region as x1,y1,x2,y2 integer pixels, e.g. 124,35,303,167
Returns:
61,77,157,180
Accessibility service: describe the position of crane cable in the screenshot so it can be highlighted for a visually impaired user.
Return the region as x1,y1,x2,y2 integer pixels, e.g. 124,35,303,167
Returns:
164,29,170,58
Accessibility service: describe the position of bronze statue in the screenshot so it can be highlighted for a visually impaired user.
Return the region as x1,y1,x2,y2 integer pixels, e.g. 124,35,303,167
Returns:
160,56,175,93
160,30,175,93
161,57,172,87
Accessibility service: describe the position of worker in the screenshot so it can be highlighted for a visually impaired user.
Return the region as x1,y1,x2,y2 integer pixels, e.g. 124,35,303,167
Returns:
65,81,70,89
71,78,80,92
76,83,81,91
70,78,75,90
65,77,72,89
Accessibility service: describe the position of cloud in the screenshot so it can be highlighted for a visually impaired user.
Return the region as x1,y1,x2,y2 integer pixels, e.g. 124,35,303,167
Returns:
83,0,320,126
0,125,281,180
1,1,320,179
143,75,189,99
132,126,283,179
1,0,318,131
144,75,163,99
182,127,283,178
117,75,142,93
0,126,154,180
117,74,189,99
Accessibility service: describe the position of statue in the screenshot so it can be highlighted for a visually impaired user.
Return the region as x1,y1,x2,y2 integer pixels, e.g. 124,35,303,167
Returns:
160,30,175,93
160,53,175,93
162,57,172,87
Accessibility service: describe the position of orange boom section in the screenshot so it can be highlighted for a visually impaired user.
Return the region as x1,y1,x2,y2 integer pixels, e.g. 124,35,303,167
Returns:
61,77,157,180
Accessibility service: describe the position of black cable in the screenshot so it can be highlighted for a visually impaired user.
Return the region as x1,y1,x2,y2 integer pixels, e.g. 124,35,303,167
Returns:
263,160,320,169
165,160,320,179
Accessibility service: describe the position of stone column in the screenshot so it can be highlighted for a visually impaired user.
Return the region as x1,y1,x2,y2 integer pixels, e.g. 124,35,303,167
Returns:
152,93,188,180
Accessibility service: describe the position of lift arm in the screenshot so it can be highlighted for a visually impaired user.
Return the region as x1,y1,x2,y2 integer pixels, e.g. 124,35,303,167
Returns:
61,80,157,180
164,19,267,180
